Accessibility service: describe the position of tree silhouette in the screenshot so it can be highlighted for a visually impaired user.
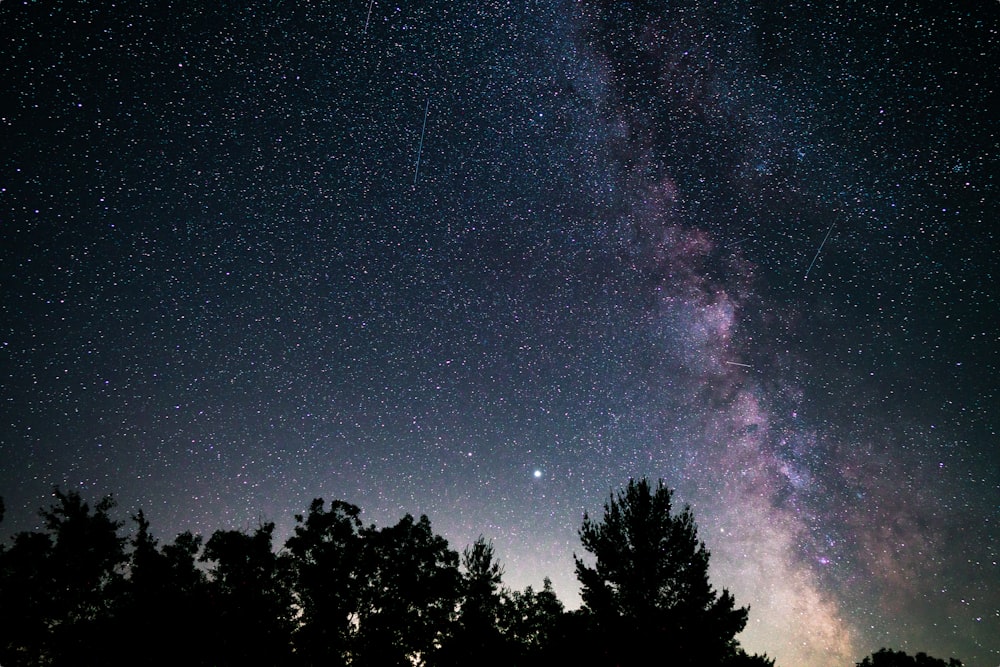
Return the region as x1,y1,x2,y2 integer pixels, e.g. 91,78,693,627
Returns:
114,511,212,667
729,648,777,667
0,529,54,664
201,522,295,666
7,486,953,667
857,648,963,667
0,488,126,666
574,478,757,666
285,498,364,666
353,513,461,667
435,536,509,667
499,577,565,667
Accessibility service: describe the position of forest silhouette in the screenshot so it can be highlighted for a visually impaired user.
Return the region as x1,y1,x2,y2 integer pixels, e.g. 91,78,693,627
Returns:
0,479,961,667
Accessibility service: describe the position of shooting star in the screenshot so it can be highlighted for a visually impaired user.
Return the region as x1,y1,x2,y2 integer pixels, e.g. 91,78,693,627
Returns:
413,97,429,186
363,0,374,36
725,361,752,368
804,221,835,281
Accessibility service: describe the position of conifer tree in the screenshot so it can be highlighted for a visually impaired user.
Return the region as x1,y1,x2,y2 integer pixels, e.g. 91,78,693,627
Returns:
575,478,751,666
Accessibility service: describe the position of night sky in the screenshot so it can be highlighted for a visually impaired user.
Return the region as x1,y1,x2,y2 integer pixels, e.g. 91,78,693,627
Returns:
2,1,997,665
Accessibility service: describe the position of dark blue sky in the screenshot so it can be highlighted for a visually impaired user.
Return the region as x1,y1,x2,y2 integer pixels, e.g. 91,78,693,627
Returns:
2,2,996,664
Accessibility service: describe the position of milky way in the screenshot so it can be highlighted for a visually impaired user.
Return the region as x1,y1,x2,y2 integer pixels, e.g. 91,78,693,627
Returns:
1,2,996,665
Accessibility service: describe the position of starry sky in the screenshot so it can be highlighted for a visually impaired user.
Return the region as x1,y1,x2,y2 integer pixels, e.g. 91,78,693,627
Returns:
1,1,997,665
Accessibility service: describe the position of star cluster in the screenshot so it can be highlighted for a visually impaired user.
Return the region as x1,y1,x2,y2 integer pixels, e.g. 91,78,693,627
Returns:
1,2,996,666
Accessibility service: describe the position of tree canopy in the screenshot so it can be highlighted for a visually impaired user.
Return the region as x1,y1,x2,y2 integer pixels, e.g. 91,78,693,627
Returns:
0,483,959,667
574,477,764,667
857,648,963,667
0,489,125,666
